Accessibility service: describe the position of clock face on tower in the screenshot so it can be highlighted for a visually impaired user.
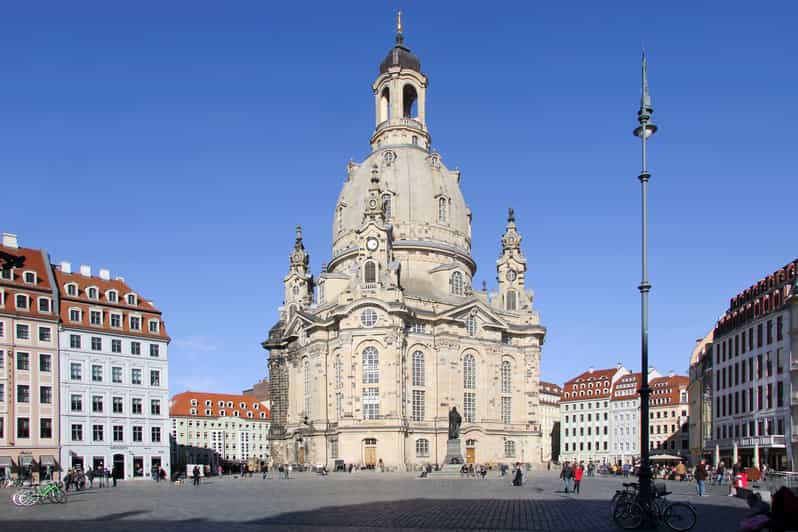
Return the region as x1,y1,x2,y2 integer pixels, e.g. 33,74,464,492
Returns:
366,237,379,251
505,269,517,282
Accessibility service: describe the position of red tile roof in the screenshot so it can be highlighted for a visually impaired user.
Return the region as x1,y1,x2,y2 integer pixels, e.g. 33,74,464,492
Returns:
54,268,169,341
650,375,689,406
539,381,562,396
0,244,58,321
560,367,618,402
170,391,271,420
611,373,642,401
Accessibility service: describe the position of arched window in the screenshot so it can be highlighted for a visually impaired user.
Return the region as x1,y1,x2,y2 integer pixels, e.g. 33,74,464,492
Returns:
379,86,390,122
465,314,477,337
364,261,377,284
450,271,464,296
501,360,511,394
303,359,311,417
336,205,344,233
362,346,379,384
412,351,425,386
506,290,517,311
438,197,448,223
403,84,418,118
415,438,429,457
334,355,343,389
464,354,476,390
381,193,392,218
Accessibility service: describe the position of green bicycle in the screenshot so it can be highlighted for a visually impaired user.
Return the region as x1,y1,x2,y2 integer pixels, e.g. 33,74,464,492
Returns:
12,481,66,506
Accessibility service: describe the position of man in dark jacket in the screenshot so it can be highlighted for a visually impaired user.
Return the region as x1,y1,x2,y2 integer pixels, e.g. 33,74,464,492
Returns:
694,459,708,496
560,462,574,493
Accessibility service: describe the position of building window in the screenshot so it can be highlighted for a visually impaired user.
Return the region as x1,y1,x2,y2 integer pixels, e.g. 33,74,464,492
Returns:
363,387,379,420
501,396,511,424
132,398,143,414
38,326,52,342
130,316,141,330
360,308,378,327
16,324,29,340
16,352,30,371
131,341,141,355
504,440,516,457
412,389,425,421
381,193,392,218
127,294,137,305
464,354,476,389
70,334,81,349
40,418,52,439
40,386,52,404
69,308,81,322
131,369,142,385
107,290,118,303
330,439,339,459
71,394,83,411
92,364,103,382
303,359,312,417
438,197,447,223
149,320,160,333
66,283,77,296
416,438,430,457
91,337,102,351
150,344,159,357
335,392,343,419
111,339,121,353
90,310,102,325
450,271,464,296
362,346,379,384
412,351,425,386
110,313,121,328
150,370,160,387
38,298,50,313
132,426,143,442
151,427,161,443
464,392,476,423
151,399,161,416
93,424,104,441
112,397,123,413
17,418,30,439
70,362,82,380
15,294,29,310
501,360,512,394
363,261,377,284
465,314,477,337
407,321,426,334
16,385,29,403
112,367,122,383
70,424,83,441
92,395,103,413
113,425,124,442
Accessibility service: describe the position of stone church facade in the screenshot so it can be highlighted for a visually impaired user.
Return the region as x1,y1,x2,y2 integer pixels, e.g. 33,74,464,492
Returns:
263,22,547,470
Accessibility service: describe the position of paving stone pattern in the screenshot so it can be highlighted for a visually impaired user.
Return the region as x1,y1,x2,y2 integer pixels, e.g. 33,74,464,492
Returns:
0,471,750,531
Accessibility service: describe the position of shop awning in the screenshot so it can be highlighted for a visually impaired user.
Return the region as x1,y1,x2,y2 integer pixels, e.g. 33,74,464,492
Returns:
650,454,684,461
0,456,13,467
39,455,56,466
20,455,34,466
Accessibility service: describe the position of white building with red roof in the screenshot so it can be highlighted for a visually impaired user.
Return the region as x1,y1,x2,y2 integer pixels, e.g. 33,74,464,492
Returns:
170,391,270,468
649,374,689,458
610,368,661,465
56,261,170,479
559,365,629,464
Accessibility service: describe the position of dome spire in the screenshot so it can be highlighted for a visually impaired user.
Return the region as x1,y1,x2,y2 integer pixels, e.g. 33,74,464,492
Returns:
396,11,404,44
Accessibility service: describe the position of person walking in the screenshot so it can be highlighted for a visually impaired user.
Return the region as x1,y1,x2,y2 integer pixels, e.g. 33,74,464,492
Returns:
714,461,725,485
559,461,574,493
112,465,118,487
192,465,200,486
694,459,708,497
512,463,523,486
573,462,584,494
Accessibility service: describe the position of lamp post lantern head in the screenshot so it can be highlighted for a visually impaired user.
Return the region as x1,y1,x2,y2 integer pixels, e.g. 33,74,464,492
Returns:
634,51,658,138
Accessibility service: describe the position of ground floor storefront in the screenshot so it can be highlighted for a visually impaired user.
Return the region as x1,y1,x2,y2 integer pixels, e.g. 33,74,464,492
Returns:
61,445,170,480
0,448,60,482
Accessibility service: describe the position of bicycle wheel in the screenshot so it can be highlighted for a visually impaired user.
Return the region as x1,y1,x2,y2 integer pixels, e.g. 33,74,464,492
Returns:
52,487,67,504
613,500,644,530
664,502,696,532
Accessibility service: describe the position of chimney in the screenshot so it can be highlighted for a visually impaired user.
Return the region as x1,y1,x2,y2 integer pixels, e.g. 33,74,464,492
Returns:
669,370,675,378
60,261,72,274
616,362,623,370
588,366,594,374
2,233,19,248
79,265,91,277
114,276,125,283
99,268,110,280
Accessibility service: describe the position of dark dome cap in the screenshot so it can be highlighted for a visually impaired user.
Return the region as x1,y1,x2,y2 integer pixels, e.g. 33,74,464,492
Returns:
380,43,421,74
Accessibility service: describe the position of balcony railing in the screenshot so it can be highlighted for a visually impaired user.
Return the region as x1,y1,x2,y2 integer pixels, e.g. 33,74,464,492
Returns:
375,117,424,133
705,435,786,450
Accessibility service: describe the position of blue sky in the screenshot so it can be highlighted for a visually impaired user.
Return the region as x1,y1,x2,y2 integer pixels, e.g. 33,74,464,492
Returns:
2,2,796,394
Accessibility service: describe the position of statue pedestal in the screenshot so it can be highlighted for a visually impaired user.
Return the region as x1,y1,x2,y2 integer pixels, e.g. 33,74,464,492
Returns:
443,438,464,465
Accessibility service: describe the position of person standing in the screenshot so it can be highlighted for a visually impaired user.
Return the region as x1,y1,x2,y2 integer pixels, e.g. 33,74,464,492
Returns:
192,465,200,486
694,459,708,496
573,462,584,494
559,461,574,493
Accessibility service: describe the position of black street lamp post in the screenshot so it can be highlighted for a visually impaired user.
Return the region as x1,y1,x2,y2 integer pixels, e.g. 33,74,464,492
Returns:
634,51,657,507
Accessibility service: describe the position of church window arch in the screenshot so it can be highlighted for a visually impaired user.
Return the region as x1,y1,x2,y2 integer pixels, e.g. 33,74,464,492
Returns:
318,282,325,304
381,193,392,219
412,351,425,387
506,290,517,311
501,360,512,394
336,204,344,233
465,314,477,337
303,358,311,418
379,86,390,122
403,84,418,118
464,354,476,390
438,197,448,224
334,355,343,389
450,271,464,296
364,261,377,284
362,346,379,384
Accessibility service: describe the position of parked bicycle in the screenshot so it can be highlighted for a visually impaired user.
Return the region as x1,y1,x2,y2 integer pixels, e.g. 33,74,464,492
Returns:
612,482,696,531
11,481,67,506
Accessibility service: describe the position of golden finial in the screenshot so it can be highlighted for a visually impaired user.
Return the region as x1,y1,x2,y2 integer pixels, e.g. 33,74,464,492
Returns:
397,11,403,34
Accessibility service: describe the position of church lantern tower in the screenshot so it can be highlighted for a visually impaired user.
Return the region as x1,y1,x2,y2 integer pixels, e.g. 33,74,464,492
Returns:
496,208,530,312
283,225,314,313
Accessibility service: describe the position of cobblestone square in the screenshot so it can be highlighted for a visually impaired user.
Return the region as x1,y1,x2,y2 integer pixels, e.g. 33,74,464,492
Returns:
0,471,751,531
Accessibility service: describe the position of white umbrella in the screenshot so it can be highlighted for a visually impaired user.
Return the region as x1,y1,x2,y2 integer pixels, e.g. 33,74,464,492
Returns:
714,444,720,468
733,441,738,464
753,443,760,469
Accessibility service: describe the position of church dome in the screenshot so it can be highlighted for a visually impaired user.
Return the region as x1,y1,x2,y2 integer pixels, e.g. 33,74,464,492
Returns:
332,145,471,260
379,43,421,74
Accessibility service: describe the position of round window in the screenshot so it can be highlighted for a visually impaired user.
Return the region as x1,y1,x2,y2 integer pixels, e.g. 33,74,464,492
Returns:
361,308,378,327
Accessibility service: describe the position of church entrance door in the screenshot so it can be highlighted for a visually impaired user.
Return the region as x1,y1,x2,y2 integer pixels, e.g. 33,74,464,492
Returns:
298,447,305,464
466,439,476,464
363,438,377,468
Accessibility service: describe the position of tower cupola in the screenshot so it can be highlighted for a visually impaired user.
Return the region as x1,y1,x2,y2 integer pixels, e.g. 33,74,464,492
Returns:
371,12,430,151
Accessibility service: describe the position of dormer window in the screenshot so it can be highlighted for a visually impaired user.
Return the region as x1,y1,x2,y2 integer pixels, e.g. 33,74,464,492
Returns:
23,271,36,284
38,297,51,313
190,399,198,406
69,308,82,322
227,401,233,408
148,320,160,333
126,293,137,306
219,410,226,416
129,315,141,331
239,402,246,409
0,269,11,280
233,410,239,417
66,283,78,296
15,294,29,310
260,412,266,419
204,409,212,416
253,403,259,409
106,290,118,303
247,411,253,418
205,400,212,407
87,287,99,300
